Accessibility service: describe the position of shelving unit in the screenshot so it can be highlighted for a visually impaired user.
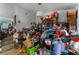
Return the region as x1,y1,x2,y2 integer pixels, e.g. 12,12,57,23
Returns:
67,10,77,31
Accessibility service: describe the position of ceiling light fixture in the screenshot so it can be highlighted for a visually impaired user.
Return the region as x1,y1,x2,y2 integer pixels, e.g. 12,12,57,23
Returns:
38,3,42,5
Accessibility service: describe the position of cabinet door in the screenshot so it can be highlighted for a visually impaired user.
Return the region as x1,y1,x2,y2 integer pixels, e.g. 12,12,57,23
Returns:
67,10,77,29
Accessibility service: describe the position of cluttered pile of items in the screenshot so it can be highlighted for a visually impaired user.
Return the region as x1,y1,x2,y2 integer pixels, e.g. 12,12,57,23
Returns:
12,10,79,55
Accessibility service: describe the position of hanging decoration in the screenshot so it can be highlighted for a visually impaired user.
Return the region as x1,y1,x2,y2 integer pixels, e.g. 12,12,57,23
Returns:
40,11,58,25
50,11,58,20
42,11,58,20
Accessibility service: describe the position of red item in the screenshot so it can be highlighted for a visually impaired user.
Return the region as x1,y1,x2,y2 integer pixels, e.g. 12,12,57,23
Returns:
51,11,58,19
35,32,41,37
55,30,62,36
72,38,79,42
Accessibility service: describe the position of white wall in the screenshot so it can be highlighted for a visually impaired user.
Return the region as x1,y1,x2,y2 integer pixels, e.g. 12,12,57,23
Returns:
77,9,79,35
14,5,36,30
0,4,15,18
76,4,79,35
75,4,79,35
0,4,15,29
0,4,36,31
58,10,67,22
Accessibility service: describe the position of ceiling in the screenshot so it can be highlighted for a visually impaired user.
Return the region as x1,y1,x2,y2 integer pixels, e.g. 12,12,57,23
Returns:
16,3,77,12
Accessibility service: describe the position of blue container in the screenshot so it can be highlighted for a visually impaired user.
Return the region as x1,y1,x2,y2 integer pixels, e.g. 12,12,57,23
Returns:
53,42,62,55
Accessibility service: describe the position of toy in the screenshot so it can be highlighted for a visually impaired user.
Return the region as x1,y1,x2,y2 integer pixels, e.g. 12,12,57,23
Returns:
23,39,34,48
41,28,54,39
45,39,51,45
69,38,79,52
61,50,69,55
36,48,42,55
26,44,40,55
13,32,19,43
35,32,41,37
25,39,40,55
26,47,36,55
68,49,76,55
55,30,62,36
